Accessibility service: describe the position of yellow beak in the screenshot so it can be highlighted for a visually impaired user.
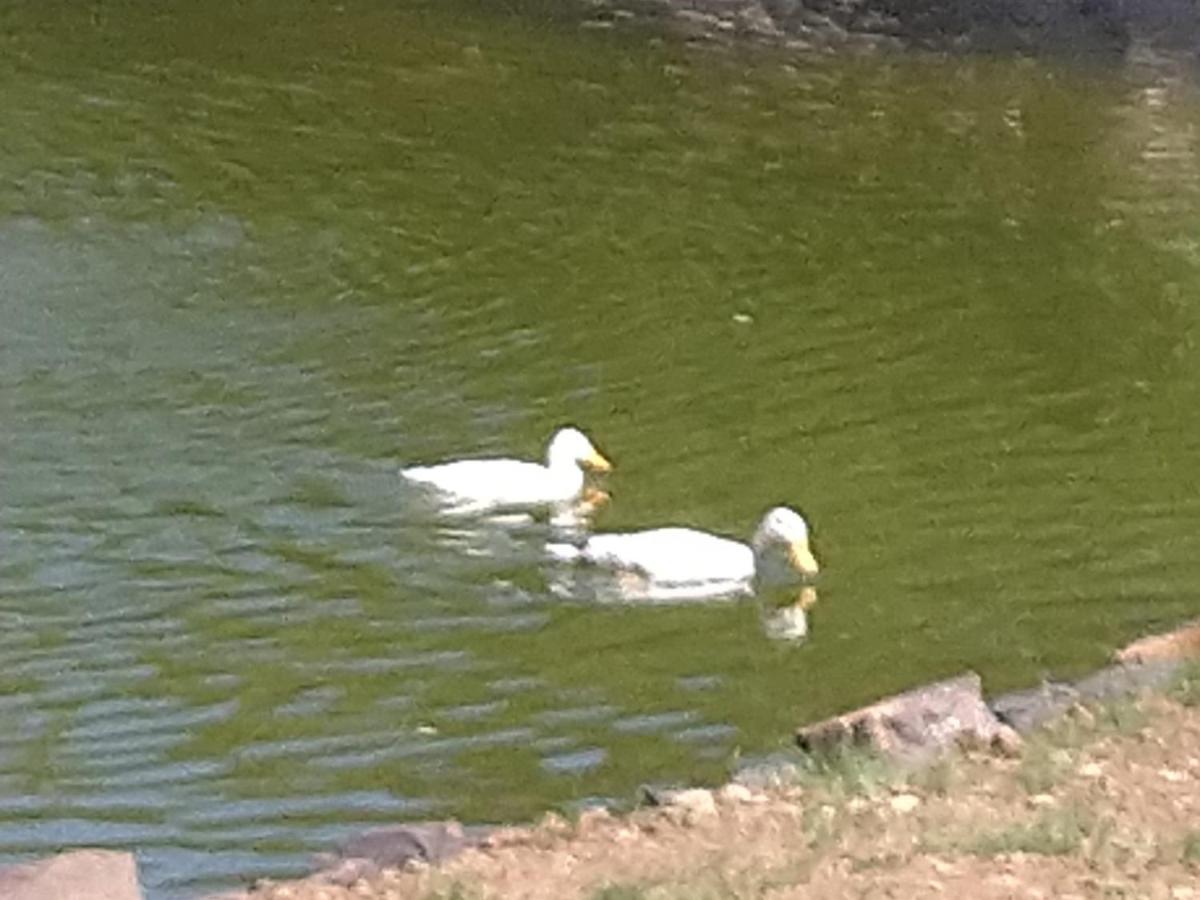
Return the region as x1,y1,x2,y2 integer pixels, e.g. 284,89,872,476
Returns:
585,451,613,474
787,540,820,577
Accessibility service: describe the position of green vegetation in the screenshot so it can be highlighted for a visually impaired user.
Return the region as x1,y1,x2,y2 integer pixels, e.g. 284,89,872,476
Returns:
790,745,902,799
1181,830,1200,866
1170,662,1200,708
590,886,652,900
950,806,1102,857
1016,742,1073,794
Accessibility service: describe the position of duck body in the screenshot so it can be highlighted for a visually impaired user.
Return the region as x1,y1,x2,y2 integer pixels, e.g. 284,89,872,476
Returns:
547,506,818,603
401,427,611,515
567,527,757,596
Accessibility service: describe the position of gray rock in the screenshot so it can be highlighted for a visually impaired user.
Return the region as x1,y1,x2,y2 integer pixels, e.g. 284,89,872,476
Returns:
990,660,1184,734
0,850,143,900
1074,661,1183,703
796,671,1020,764
989,679,1081,734
316,820,495,884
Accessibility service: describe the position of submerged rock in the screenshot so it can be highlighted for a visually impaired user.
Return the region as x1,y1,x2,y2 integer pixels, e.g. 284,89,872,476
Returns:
0,850,143,900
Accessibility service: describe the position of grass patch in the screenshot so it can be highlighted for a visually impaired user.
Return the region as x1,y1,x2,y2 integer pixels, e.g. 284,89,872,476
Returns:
792,745,899,798
1016,743,1072,795
959,806,1097,857
1170,661,1200,708
800,802,840,851
1092,699,1149,736
907,758,957,797
591,885,653,900
849,852,905,872
422,883,477,900
1180,831,1200,866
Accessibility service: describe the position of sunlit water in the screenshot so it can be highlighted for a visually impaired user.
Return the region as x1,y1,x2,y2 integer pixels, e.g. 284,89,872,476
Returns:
2,1,1200,896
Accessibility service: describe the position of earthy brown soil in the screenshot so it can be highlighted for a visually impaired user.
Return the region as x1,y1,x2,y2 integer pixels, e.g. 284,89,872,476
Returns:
235,683,1200,900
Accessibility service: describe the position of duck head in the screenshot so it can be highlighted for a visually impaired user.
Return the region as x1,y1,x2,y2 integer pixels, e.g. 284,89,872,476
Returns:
751,506,820,579
547,427,612,474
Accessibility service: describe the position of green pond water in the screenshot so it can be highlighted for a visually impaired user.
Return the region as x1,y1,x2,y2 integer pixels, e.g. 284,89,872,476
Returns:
2,1,1200,895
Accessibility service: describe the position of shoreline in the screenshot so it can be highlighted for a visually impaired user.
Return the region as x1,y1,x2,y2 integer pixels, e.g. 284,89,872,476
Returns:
10,621,1198,900
576,0,1137,58
223,620,1200,900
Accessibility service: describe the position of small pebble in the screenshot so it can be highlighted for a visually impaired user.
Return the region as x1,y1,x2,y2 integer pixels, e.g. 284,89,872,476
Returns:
718,783,764,804
667,788,717,818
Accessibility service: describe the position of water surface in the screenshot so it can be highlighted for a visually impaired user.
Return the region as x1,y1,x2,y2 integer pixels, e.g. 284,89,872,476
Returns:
2,2,1200,896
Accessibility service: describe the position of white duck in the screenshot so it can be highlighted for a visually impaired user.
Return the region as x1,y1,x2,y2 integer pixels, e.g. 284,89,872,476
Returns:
401,426,612,515
547,506,819,602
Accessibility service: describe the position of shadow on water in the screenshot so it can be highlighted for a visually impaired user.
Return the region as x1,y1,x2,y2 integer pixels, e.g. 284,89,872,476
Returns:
1,1,1200,896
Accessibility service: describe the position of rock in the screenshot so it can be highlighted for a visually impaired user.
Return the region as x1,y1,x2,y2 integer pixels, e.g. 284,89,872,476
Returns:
0,850,143,900
317,821,494,884
889,793,920,814
671,788,718,818
990,662,1179,736
641,786,718,819
575,807,614,835
1075,661,1183,704
990,680,1081,734
718,783,765,804
1117,621,1200,664
732,753,805,791
796,672,1019,765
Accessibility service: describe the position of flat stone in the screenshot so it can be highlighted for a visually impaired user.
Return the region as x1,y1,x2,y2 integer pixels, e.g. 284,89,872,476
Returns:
317,820,494,884
0,850,143,900
796,672,1019,765
889,793,921,814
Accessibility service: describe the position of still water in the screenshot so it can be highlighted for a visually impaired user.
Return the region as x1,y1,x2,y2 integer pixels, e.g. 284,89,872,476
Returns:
2,0,1199,895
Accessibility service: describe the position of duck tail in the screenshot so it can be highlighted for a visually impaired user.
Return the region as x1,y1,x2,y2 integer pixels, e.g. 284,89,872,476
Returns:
546,542,583,564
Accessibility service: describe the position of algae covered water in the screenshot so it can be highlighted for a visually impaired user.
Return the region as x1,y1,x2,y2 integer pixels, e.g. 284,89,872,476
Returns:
2,1,1200,895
